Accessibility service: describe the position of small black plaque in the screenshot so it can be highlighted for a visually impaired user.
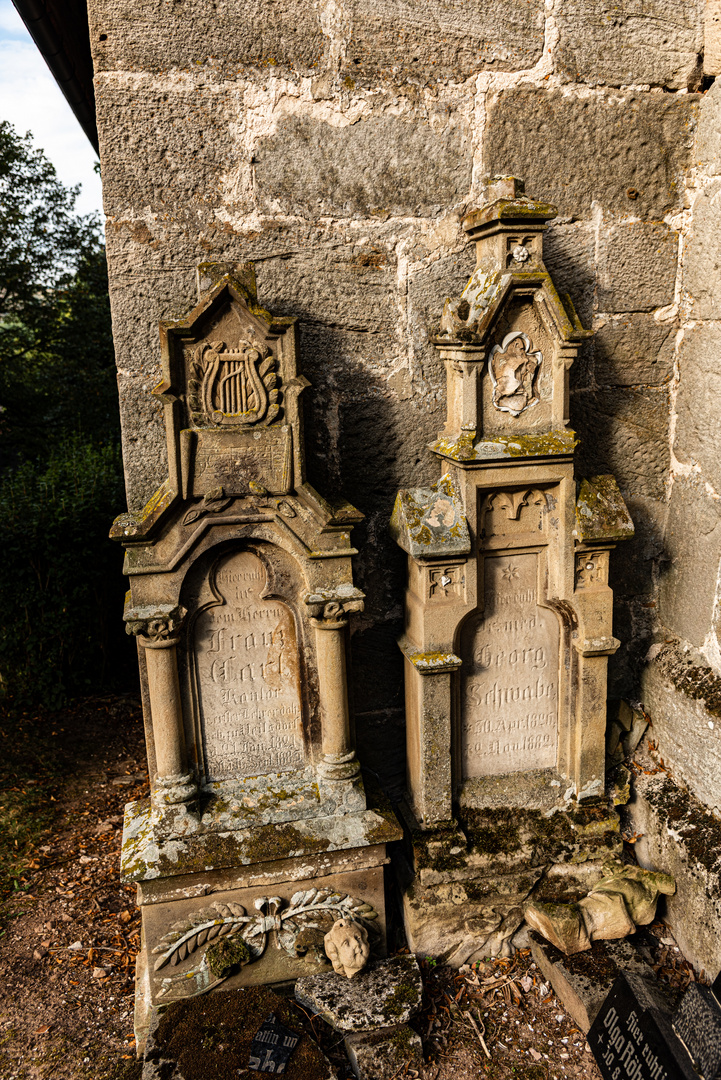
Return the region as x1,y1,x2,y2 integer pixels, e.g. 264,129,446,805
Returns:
588,973,696,1080
248,1012,300,1074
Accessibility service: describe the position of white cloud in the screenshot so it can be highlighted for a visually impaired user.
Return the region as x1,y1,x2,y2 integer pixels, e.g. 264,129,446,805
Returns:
0,0,103,217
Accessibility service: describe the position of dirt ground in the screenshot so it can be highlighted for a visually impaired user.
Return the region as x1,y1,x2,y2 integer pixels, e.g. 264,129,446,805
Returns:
0,697,695,1080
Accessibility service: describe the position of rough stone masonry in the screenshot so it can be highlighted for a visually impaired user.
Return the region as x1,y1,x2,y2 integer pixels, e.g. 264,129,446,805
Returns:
88,0,721,969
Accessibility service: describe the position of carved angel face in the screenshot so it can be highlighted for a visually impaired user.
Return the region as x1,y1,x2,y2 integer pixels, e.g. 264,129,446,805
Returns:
324,918,370,978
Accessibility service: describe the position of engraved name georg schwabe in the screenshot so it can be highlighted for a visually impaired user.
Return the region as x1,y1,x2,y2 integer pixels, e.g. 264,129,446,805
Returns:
461,552,559,777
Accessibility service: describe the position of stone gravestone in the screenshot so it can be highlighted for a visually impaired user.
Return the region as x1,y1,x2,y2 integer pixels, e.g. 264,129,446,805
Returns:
672,979,721,1080
390,177,635,964
112,265,401,1046
588,971,697,1080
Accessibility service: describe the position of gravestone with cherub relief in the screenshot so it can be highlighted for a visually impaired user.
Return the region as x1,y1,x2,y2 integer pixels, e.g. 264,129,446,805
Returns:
111,264,400,1047
390,178,635,966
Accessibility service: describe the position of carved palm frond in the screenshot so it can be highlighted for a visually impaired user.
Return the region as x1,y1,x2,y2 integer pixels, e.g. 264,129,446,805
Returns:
152,901,249,971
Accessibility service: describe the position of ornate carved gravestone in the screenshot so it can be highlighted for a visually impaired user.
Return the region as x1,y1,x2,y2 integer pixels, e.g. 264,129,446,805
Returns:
391,178,635,964
112,265,401,1041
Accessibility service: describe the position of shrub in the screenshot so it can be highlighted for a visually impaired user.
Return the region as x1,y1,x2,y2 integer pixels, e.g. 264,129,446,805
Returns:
0,438,131,707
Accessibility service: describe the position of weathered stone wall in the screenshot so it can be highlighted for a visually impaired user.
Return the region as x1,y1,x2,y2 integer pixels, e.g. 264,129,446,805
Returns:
88,0,717,798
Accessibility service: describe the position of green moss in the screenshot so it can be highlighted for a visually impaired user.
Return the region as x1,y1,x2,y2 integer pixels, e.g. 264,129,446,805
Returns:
576,475,634,541
655,642,721,718
431,429,577,463
382,981,419,1019
206,932,251,978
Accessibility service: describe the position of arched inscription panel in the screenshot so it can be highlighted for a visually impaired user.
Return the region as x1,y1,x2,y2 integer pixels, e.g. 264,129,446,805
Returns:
195,550,305,782
461,553,558,778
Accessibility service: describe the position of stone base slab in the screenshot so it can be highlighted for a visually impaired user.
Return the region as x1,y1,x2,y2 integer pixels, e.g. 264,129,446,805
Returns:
121,796,401,884
530,933,655,1032
295,954,422,1032
397,799,622,964
141,857,388,1010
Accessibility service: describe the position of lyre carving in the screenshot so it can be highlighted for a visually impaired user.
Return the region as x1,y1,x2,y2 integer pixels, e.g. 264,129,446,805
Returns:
188,338,281,427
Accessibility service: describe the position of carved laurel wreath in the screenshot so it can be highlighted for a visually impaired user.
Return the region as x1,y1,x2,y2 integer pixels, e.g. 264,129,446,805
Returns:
187,338,281,427
152,889,378,999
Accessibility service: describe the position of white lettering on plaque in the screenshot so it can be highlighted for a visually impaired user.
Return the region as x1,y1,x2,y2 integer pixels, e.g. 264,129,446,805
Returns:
195,550,305,781
461,552,558,777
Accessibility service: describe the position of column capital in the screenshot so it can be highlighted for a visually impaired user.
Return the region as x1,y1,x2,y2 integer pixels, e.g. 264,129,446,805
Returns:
124,602,186,648
304,588,364,628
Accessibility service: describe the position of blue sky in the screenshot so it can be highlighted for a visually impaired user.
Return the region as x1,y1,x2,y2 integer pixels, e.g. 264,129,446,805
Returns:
0,0,103,216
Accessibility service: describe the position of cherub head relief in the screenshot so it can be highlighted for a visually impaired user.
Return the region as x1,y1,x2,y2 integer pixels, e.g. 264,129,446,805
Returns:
324,918,370,979
489,331,542,416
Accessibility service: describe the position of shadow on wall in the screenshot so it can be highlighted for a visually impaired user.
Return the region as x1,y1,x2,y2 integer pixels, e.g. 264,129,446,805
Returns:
252,245,475,795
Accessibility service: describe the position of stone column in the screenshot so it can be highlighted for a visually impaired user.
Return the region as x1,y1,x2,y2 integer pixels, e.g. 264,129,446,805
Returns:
311,601,360,780
125,605,196,805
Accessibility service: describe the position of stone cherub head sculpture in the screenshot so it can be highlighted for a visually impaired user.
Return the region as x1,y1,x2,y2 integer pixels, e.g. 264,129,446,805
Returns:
324,918,370,978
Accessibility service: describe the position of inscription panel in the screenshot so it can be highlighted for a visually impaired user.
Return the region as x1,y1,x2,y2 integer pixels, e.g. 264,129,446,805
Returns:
191,427,292,497
461,553,558,777
195,550,305,781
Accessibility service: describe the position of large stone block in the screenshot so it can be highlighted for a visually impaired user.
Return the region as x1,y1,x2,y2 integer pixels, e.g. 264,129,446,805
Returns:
658,474,721,646
116,373,168,513
705,0,721,74
543,221,596,327
608,495,666,597
626,740,721,975
555,0,703,89
696,77,721,174
95,75,244,220
675,322,721,494
597,222,678,313
483,88,698,220
595,314,676,386
340,0,545,81
683,181,721,319
87,0,324,75
254,111,473,219
572,387,670,499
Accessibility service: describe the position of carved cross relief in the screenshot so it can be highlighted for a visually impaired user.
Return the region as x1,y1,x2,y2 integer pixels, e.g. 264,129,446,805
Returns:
428,566,463,600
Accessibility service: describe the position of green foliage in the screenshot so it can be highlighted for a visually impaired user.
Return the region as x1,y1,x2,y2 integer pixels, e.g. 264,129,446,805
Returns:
0,120,118,465
0,120,131,706
0,439,128,707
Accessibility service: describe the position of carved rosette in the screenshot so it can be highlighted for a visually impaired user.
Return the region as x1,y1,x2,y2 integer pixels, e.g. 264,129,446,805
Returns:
151,889,379,1001
187,338,281,427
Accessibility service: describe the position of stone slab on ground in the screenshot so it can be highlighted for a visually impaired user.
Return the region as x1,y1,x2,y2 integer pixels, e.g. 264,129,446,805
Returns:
344,1025,423,1080
142,986,336,1079
295,953,423,1032
530,932,656,1033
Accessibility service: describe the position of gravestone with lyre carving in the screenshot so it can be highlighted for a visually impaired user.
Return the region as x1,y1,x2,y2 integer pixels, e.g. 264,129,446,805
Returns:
390,178,635,965
112,264,401,1048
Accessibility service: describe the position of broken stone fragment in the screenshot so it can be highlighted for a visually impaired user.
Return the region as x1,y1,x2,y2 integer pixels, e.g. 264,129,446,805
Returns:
578,890,635,941
344,1024,423,1080
524,861,676,953
523,901,591,954
592,861,676,926
295,954,423,1032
